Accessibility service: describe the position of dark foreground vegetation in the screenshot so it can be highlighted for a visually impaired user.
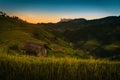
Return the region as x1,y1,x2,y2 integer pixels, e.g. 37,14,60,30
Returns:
0,55,120,80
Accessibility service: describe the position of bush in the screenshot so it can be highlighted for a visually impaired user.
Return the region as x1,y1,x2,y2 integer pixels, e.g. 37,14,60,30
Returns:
6,44,22,55
9,44,19,50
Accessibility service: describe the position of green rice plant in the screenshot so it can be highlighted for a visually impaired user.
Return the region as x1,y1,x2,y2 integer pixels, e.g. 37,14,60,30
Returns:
0,55,120,80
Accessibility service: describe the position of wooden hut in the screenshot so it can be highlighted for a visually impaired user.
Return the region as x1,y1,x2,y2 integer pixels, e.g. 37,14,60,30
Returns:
21,41,51,57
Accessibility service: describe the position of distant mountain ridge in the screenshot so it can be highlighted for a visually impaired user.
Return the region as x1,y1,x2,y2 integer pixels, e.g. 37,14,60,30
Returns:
60,16,120,23
40,16,120,31
60,18,86,22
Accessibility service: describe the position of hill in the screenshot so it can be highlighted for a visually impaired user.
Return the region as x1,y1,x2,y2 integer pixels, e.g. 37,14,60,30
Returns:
40,16,120,59
0,11,120,59
40,16,120,31
0,11,78,57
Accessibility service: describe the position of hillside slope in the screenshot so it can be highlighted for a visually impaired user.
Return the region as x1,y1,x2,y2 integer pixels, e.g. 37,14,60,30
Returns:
40,16,120,58
0,12,76,57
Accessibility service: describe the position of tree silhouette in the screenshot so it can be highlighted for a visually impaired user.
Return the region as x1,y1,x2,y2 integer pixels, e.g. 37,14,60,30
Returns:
0,11,7,17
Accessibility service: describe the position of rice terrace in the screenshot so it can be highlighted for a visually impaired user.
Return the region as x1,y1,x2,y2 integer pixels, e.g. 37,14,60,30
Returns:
0,0,120,80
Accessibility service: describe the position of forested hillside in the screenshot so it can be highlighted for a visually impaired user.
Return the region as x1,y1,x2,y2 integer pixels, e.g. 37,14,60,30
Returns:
40,16,120,59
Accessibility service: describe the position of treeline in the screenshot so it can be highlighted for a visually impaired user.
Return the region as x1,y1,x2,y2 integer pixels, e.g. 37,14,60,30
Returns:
0,11,27,24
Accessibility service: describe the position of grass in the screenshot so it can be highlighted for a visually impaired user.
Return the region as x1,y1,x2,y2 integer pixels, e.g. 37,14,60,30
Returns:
0,54,120,80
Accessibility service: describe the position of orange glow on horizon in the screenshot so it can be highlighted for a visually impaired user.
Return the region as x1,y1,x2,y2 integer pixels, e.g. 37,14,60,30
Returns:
9,12,108,23
9,12,60,23
18,14,59,23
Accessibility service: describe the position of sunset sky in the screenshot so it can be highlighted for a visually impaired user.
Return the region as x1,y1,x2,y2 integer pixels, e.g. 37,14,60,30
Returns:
0,0,120,23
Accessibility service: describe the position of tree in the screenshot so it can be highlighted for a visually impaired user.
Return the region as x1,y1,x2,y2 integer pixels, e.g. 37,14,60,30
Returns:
0,11,7,17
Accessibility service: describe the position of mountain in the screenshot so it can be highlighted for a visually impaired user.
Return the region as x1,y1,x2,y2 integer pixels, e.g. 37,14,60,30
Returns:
40,16,120,58
40,16,120,31
60,18,86,22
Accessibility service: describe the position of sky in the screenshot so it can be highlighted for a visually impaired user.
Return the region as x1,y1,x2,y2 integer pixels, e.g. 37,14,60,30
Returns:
0,0,120,23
